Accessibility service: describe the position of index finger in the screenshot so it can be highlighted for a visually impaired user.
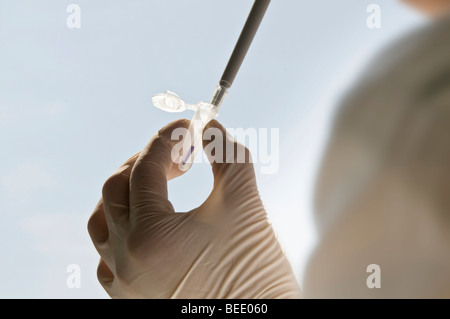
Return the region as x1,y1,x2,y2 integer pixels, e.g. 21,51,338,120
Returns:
129,119,190,222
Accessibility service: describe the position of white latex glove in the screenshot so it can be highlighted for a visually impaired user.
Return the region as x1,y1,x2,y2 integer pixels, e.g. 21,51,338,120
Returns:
88,119,301,298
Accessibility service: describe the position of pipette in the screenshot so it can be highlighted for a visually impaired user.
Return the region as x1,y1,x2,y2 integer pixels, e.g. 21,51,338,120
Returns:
152,0,271,171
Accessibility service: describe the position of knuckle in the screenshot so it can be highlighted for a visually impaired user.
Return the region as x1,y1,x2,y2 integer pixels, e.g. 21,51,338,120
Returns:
102,173,129,199
151,135,172,151
87,207,109,243
87,214,97,238
96,260,113,285
97,259,130,291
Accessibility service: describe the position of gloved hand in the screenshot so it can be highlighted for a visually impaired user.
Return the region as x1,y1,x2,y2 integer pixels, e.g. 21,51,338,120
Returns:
88,119,301,298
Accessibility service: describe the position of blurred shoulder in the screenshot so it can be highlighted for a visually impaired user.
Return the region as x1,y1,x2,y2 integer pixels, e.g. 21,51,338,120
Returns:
334,14,450,130
365,14,450,85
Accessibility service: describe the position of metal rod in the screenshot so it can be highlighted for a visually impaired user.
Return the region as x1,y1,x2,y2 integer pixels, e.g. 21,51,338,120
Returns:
219,0,271,89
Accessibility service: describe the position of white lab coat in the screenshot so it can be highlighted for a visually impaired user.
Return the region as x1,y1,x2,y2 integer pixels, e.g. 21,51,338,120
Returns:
303,13,450,298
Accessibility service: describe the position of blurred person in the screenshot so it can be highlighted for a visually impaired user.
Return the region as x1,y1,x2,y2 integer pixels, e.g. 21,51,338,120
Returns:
88,0,450,298
303,0,450,297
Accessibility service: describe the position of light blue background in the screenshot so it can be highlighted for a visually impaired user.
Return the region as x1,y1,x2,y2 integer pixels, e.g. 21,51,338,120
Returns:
0,1,423,298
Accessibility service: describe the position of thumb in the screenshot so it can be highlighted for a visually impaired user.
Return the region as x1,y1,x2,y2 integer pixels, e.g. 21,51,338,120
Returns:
202,119,259,200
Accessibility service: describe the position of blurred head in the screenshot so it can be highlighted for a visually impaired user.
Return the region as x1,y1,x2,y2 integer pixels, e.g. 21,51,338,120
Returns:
402,0,450,17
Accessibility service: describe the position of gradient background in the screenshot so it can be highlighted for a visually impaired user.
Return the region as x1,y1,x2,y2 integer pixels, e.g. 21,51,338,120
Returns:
0,0,424,298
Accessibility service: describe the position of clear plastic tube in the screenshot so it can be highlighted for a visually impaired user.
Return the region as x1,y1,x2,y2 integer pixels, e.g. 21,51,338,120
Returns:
151,86,226,171
178,85,228,171
178,102,218,171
